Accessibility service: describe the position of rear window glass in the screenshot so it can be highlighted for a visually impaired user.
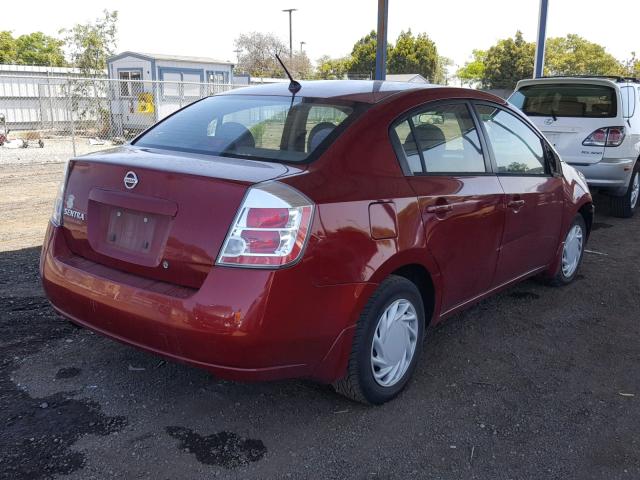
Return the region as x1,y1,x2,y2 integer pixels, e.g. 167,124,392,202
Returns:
510,84,617,118
133,95,360,162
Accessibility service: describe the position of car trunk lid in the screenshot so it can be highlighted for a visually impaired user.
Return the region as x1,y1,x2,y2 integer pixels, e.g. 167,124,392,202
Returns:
61,146,304,289
529,117,609,165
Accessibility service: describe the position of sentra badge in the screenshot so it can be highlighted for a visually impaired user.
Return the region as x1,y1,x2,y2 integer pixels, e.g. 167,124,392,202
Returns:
63,194,86,221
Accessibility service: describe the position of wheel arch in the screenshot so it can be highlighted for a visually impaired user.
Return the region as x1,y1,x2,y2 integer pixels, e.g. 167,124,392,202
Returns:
367,248,442,326
578,201,594,238
389,264,436,327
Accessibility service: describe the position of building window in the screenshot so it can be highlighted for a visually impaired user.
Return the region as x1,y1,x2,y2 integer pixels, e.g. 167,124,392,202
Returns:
160,70,204,99
207,71,229,84
118,70,143,97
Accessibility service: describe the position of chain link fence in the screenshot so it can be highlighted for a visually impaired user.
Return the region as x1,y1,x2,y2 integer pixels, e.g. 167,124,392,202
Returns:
0,75,246,163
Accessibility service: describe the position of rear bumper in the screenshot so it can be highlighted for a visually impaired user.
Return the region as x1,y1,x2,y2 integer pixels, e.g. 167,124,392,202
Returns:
41,223,373,383
567,158,634,193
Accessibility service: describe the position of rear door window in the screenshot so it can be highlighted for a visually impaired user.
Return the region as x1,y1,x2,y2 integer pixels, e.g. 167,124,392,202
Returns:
392,103,486,174
510,83,617,118
620,85,636,118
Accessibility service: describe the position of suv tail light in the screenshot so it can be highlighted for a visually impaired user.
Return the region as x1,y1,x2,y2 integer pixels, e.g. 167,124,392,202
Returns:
51,161,70,226
217,181,314,268
582,126,626,147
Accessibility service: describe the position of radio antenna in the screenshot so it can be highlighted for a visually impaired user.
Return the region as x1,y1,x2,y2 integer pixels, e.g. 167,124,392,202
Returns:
275,53,301,94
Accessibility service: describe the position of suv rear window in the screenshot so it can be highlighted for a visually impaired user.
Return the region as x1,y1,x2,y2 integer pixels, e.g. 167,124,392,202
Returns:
510,84,617,118
133,95,360,162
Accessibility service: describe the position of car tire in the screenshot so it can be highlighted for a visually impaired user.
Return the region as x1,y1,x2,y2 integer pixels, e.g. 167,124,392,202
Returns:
609,162,640,218
549,214,587,286
333,275,425,405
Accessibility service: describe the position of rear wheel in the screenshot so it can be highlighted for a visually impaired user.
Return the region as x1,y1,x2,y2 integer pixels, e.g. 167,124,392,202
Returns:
610,162,639,218
333,275,425,404
549,214,586,286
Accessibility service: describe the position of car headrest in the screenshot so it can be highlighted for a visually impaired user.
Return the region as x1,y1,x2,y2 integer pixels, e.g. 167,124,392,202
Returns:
557,101,586,116
217,122,255,149
307,122,336,152
411,124,445,150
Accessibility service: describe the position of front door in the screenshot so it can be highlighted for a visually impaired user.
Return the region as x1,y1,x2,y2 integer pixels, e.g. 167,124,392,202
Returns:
392,102,505,314
474,103,564,285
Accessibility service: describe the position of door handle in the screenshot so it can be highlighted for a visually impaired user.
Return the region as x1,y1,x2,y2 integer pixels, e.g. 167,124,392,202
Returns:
426,204,453,214
507,199,525,209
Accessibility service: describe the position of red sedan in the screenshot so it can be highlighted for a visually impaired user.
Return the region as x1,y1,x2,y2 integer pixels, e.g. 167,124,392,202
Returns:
41,81,593,404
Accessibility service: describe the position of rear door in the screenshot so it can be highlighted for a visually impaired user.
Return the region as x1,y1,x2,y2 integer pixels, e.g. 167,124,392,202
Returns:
391,101,504,313
509,81,620,165
474,102,564,285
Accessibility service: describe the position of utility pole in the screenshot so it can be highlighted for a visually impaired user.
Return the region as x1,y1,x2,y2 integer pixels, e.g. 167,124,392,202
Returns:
233,49,242,70
282,8,297,59
533,0,549,78
375,0,388,80
300,41,306,54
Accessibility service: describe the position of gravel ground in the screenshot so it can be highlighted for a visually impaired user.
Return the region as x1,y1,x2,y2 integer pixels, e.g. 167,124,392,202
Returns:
0,160,639,479
0,138,113,165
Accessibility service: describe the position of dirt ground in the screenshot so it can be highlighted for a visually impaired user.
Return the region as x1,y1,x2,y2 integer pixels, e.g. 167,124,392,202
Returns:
1,161,639,479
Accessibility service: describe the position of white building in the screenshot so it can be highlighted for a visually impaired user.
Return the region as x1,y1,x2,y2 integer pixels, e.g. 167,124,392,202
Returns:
106,52,235,131
385,73,429,83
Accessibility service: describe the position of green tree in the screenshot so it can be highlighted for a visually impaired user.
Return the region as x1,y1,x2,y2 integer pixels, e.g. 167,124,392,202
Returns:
622,52,640,78
61,10,118,75
349,31,388,78
545,34,622,76
14,32,66,66
388,30,440,82
482,31,535,89
315,55,351,79
235,32,287,77
0,31,17,64
456,49,486,86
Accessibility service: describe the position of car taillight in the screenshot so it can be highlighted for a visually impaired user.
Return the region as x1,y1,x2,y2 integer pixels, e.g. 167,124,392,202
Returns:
51,161,70,226
582,126,626,147
217,181,314,268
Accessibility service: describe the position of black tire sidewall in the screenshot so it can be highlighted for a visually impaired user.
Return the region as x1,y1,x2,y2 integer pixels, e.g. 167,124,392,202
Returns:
629,167,640,212
355,278,425,404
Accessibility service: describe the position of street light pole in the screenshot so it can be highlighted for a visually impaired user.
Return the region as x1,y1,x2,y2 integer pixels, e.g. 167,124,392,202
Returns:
282,8,297,59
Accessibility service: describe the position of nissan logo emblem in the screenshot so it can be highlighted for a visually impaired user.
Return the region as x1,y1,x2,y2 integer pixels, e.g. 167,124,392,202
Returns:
124,171,138,190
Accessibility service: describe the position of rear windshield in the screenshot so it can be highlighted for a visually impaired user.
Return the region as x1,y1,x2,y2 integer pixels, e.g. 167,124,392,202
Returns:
510,84,617,118
133,95,361,162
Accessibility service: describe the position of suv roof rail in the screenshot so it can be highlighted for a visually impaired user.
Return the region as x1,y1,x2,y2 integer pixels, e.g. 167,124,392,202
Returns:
539,75,639,83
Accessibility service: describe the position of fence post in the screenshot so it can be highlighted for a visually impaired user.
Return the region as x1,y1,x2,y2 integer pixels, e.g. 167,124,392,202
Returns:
47,77,54,131
67,83,76,157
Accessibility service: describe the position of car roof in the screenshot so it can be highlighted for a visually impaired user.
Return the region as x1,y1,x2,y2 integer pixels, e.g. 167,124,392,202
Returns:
515,76,637,90
220,80,443,104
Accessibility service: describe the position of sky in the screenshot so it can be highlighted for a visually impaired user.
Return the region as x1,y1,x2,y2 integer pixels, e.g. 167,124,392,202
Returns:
3,0,639,71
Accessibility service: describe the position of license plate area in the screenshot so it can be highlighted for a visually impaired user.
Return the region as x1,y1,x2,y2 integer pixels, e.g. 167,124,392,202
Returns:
87,201,173,268
106,208,157,253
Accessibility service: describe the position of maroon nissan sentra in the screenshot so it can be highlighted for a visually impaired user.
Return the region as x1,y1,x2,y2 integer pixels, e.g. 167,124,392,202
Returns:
41,81,593,404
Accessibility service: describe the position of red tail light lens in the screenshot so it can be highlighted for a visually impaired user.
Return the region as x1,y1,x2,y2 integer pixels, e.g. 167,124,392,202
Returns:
246,208,290,228
606,127,625,146
582,126,626,147
217,182,314,268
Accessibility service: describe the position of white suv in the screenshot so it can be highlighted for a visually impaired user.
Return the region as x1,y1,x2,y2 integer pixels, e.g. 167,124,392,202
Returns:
510,76,640,217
